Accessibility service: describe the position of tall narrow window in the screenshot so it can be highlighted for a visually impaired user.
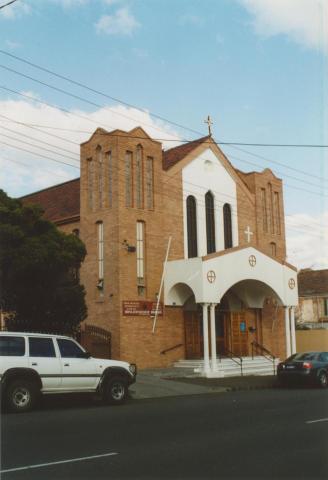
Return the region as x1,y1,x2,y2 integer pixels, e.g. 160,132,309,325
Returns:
146,156,154,210
261,188,268,233
97,146,104,209
136,221,145,294
125,151,133,207
270,242,277,257
187,196,198,258
87,158,94,210
205,191,216,254
223,203,233,249
324,298,328,317
268,183,274,234
106,151,112,207
97,221,104,281
274,191,281,235
136,145,143,208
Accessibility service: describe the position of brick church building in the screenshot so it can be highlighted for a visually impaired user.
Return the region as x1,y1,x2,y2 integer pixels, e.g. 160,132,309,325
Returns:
23,127,298,376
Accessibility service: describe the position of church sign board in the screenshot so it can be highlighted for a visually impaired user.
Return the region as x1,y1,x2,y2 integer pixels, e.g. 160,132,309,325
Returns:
122,301,163,317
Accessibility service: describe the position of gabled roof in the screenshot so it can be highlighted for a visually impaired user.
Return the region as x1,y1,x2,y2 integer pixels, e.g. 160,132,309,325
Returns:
21,178,80,224
162,136,210,170
298,269,328,296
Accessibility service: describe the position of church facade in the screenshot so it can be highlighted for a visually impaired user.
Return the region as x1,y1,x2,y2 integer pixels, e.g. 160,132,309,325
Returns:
23,127,298,375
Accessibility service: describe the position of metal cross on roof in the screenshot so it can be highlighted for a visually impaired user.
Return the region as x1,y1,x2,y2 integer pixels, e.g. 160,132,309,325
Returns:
204,115,213,136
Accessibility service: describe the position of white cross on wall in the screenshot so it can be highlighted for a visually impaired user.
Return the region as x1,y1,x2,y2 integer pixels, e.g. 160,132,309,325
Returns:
244,226,254,243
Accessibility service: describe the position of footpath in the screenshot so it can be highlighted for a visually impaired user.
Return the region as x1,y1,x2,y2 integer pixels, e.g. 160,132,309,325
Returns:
130,368,277,400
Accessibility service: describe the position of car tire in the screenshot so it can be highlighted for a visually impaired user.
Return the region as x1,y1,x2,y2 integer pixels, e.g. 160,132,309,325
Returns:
317,371,328,389
103,376,127,405
6,379,39,413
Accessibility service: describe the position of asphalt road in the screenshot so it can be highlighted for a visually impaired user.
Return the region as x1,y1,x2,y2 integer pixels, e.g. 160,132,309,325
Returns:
1,388,328,479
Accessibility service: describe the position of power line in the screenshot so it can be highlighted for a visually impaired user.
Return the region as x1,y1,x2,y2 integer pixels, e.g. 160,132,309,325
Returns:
0,51,327,148
1,94,326,195
0,113,80,146
223,144,328,184
0,155,73,180
1,62,327,183
0,63,183,139
2,136,326,233
1,82,326,187
0,0,18,10
0,141,79,169
0,124,79,157
0,132,79,162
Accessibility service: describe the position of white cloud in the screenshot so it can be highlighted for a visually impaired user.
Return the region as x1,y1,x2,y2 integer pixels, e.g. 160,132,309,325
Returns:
239,0,328,52
103,0,123,5
95,7,140,35
5,39,21,49
50,0,89,8
0,1,31,20
0,94,180,197
179,14,205,27
286,212,328,269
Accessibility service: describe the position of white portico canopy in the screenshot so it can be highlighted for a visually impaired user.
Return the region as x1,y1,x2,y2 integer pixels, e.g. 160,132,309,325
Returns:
164,246,298,308
164,246,298,377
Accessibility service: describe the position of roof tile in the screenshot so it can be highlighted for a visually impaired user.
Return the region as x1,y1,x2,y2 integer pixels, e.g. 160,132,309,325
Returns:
21,178,80,224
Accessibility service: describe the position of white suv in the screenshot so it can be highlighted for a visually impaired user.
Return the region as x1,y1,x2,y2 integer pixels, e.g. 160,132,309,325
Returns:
0,331,136,413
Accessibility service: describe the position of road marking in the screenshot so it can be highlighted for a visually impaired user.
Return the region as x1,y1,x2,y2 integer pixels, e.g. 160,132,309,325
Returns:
306,418,328,424
0,452,118,474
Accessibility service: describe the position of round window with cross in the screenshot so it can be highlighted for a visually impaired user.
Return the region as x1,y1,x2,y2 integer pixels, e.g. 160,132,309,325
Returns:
207,270,216,283
288,278,296,289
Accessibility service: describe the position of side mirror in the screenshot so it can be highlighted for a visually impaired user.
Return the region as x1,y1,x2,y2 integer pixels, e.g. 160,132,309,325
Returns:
81,351,91,359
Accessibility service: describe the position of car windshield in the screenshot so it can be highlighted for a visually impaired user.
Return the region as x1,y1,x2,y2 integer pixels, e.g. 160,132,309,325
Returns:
288,353,317,361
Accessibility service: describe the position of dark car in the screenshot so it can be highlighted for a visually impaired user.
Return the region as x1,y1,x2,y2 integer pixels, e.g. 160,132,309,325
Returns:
277,352,328,388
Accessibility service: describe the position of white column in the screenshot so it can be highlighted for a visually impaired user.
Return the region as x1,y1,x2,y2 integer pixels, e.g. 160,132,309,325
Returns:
210,303,217,372
202,303,210,375
290,306,297,354
284,307,291,358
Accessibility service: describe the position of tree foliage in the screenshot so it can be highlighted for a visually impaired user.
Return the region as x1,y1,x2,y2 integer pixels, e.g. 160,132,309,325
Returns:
0,189,87,334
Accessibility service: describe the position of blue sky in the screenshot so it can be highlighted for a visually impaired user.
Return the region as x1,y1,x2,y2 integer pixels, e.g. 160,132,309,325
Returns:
0,0,327,268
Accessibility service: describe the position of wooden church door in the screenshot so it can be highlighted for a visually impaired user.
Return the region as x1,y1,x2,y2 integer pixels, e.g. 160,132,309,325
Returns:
184,311,202,359
231,312,248,356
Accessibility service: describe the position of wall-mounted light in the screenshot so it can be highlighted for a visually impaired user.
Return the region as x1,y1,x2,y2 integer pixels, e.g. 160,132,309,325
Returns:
122,239,136,253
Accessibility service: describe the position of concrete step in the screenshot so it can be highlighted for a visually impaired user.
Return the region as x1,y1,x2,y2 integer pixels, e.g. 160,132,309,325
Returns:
173,356,279,378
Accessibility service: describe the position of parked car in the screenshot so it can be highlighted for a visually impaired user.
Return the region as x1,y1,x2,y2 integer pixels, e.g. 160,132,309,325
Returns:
0,331,137,413
277,351,328,388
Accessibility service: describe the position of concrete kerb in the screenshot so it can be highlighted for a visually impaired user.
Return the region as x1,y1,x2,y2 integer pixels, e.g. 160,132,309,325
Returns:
129,368,277,400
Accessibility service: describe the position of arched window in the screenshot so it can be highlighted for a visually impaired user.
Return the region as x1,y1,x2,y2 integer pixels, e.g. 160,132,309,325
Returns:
205,191,216,254
186,196,198,258
87,158,94,210
223,203,233,249
136,145,143,209
96,221,104,283
96,146,104,209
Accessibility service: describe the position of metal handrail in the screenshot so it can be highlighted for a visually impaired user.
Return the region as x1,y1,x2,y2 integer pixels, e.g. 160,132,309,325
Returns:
220,348,243,376
251,341,276,375
160,343,183,355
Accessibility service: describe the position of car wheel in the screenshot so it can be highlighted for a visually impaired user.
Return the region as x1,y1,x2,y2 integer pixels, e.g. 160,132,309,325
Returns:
6,379,39,413
317,371,328,389
103,376,127,405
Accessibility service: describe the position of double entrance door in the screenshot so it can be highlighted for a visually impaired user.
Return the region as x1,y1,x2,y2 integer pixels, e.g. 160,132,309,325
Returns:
184,309,250,359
